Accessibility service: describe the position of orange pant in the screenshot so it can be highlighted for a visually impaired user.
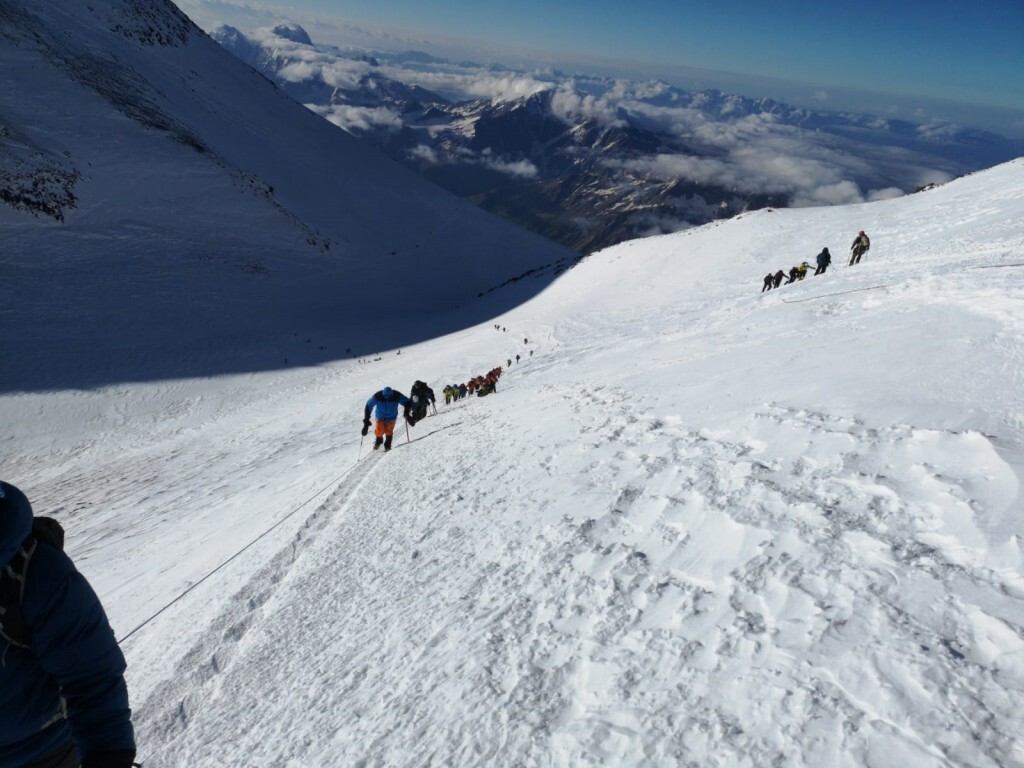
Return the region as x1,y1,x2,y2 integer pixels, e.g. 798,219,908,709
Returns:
374,420,396,437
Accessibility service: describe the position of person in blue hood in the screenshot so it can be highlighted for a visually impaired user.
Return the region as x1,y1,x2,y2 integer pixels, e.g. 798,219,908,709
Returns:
0,481,136,768
362,387,411,452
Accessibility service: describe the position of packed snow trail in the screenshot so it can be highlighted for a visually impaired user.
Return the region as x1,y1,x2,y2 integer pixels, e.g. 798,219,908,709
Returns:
131,382,1022,767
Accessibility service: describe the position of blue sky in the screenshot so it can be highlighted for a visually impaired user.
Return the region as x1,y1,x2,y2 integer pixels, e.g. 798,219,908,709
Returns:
180,0,1024,135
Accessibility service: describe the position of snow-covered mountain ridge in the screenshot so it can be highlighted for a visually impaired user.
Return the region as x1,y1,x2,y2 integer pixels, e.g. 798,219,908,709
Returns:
3,157,1022,766
0,0,575,392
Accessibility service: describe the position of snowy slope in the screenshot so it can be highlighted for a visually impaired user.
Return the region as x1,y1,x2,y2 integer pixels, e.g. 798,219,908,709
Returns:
3,159,1023,766
0,0,574,392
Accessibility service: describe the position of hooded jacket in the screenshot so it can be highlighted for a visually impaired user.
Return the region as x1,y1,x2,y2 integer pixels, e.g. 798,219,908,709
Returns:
0,481,136,767
409,381,435,406
364,388,410,423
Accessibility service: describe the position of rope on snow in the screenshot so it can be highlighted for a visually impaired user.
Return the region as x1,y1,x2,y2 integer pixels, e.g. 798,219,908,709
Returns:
117,460,362,645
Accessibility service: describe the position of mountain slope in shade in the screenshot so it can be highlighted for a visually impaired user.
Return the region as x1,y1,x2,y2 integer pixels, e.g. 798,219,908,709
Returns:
0,0,576,392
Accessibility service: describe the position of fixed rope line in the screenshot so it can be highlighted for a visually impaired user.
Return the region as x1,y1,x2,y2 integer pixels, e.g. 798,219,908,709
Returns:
118,463,357,645
781,284,890,303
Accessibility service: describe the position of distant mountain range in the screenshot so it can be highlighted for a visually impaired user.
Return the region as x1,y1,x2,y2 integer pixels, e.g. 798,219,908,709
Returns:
212,24,1024,253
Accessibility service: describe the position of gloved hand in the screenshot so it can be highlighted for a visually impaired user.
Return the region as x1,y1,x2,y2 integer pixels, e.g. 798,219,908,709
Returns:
361,419,370,436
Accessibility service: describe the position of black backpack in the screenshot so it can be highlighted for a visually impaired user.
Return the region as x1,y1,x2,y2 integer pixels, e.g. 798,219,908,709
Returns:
0,517,65,650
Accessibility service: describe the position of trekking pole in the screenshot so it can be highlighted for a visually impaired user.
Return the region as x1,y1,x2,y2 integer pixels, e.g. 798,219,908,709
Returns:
405,418,411,443
357,432,365,461
432,402,438,416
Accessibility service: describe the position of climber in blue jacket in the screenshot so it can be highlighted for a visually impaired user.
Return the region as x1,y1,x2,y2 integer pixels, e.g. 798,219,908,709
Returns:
362,386,411,452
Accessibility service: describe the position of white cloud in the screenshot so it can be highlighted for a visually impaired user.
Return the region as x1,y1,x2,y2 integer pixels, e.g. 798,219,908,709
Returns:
252,33,375,90
867,187,905,202
479,156,539,179
630,212,693,238
408,145,438,164
791,180,864,207
915,169,954,187
915,121,961,141
447,147,540,178
613,154,726,187
307,104,402,134
462,75,552,103
550,84,624,126
602,118,911,210
385,68,552,103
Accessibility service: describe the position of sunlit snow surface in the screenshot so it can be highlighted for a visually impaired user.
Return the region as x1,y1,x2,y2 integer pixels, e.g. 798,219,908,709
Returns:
3,161,1024,766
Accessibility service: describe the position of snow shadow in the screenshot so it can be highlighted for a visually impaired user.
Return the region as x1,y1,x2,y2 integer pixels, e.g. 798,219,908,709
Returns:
1,259,569,394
